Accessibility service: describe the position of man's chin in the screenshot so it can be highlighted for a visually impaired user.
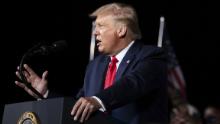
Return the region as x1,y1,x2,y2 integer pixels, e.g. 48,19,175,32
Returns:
98,48,109,55
98,47,104,53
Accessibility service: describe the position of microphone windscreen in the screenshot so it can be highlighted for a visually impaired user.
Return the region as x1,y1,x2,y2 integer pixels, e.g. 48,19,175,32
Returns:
50,40,68,54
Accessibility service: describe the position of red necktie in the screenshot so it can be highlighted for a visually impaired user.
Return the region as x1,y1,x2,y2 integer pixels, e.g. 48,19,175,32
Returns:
104,56,118,89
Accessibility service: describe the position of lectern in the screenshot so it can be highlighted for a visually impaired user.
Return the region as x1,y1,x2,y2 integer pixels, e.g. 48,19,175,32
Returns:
2,97,125,124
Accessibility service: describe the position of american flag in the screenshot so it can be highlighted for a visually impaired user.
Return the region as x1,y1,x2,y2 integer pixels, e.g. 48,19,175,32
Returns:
158,17,187,101
165,38,186,100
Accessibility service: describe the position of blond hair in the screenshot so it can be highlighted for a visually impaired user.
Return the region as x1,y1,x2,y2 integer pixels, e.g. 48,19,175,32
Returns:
90,3,142,40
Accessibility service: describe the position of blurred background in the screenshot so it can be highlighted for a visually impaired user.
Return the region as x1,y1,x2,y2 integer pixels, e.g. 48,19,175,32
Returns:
1,0,218,123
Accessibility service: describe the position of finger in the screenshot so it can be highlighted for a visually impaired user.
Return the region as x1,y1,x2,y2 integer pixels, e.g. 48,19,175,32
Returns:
17,70,31,83
24,87,38,98
15,81,29,92
17,65,29,76
15,71,21,79
15,81,39,98
42,71,48,80
85,105,94,121
15,81,26,88
15,81,33,95
80,103,90,123
71,99,82,116
16,66,29,78
23,71,30,78
24,64,37,76
74,102,86,121
23,71,33,83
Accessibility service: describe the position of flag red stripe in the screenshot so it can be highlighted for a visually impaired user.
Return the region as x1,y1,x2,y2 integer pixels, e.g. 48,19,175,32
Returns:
171,68,186,99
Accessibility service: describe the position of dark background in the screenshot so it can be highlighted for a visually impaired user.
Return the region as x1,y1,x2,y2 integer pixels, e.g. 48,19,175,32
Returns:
1,0,218,122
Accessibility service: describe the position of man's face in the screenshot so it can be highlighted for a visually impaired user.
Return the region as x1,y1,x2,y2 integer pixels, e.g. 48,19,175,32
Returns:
94,15,120,55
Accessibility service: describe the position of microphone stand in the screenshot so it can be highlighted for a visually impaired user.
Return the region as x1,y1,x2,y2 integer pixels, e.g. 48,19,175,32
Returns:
19,43,45,99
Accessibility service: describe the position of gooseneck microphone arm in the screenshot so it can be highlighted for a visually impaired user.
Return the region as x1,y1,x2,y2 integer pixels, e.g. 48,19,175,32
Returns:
18,40,67,99
19,43,45,99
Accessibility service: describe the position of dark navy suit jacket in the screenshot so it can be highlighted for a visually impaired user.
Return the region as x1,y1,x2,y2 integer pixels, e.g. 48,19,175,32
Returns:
77,41,168,124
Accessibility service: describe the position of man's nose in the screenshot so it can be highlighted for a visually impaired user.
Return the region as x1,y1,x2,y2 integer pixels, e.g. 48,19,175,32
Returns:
93,28,99,36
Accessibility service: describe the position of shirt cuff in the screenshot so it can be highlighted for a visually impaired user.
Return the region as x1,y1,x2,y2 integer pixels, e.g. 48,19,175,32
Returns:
43,90,49,98
92,96,106,112
37,90,49,101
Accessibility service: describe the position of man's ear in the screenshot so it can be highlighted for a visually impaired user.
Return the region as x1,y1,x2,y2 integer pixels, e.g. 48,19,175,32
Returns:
117,25,127,38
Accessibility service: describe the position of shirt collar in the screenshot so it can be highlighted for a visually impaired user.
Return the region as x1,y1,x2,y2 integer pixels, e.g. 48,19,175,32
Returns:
111,40,135,68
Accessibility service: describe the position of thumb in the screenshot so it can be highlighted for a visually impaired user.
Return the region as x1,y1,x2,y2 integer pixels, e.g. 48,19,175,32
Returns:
42,71,48,80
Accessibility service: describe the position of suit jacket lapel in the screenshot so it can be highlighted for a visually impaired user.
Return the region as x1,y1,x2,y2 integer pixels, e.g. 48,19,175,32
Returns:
95,56,110,91
115,55,135,81
115,42,140,81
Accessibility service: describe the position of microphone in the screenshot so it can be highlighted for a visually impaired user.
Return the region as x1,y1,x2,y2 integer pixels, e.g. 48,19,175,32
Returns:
28,40,67,56
18,40,68,99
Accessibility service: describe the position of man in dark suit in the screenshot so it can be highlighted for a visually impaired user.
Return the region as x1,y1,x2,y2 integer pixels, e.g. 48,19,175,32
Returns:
15,3,168,124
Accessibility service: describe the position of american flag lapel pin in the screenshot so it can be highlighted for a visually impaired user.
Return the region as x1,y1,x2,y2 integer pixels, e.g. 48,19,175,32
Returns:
126,60,130,64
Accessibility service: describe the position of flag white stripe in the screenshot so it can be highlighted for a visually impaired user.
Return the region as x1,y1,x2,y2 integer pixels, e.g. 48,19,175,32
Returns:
175,66,186,86
169,70,180,89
